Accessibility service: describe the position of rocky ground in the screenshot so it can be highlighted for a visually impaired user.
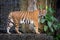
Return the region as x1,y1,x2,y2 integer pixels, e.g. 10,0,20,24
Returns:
0,34,53,40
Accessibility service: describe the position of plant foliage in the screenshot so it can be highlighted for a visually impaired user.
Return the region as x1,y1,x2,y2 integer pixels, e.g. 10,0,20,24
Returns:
40,6,60,34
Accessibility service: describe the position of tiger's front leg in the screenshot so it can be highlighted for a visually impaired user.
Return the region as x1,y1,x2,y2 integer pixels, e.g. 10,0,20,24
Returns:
33,19,40,34
14,19,22,34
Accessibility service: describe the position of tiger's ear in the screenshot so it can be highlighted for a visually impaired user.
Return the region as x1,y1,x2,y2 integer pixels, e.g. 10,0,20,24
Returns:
33,10,39,15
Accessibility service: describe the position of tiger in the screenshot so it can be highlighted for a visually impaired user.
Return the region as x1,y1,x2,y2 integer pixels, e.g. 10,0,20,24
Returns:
7,10,40,34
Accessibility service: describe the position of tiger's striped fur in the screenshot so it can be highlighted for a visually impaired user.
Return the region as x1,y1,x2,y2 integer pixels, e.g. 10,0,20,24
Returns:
7,10,40,34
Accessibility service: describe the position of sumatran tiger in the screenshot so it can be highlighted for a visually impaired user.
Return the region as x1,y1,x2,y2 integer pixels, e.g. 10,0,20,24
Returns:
7,10,40,34
6,0,47,34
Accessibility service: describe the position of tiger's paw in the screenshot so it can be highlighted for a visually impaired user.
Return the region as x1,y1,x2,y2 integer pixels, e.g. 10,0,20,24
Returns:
7,32,11,34
18,32,22,35
36,32,40,34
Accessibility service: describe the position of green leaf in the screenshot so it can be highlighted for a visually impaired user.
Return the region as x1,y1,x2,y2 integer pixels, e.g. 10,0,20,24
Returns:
47,21,54,32
40,18,46,23
53,23,60,30
51,16,55,21
50,27,54,32
47,21,52,27
51,16,58,22
45,14,52,21
48,7,55,14
49,7,53,13
44,25,48,32
53,24,57,30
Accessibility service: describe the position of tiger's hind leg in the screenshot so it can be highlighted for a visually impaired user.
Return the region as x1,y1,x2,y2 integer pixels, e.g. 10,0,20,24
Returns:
7,27,11,34
7,22,13,34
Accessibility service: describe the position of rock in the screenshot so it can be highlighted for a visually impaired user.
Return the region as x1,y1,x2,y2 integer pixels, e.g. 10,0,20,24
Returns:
0,34,53,40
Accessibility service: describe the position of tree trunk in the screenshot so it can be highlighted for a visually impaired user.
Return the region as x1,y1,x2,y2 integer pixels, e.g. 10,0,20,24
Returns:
19,0,28,11
20,0,38,33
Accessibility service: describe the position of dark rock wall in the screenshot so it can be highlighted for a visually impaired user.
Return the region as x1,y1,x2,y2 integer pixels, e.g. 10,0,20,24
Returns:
56,0,60,22
0,0,20,32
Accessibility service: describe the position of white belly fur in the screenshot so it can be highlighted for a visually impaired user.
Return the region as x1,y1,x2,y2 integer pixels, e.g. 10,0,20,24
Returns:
20,18,34,24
